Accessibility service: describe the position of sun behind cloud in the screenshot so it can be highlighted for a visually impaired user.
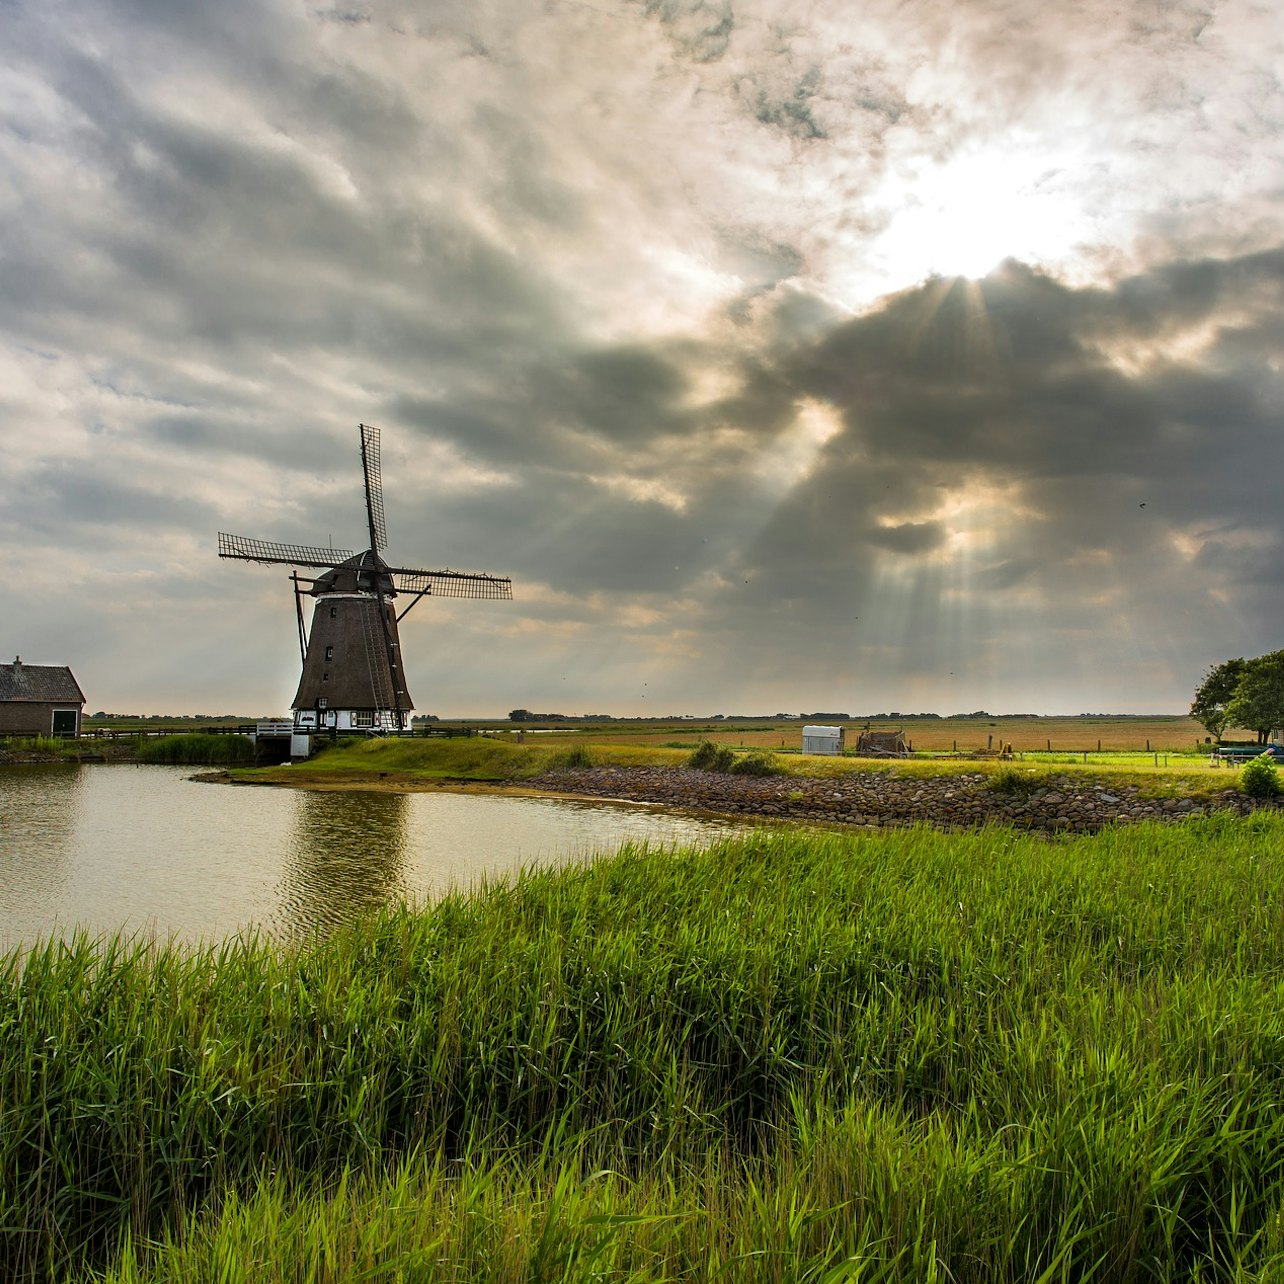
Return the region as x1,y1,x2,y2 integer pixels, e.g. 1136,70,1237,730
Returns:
871,143,1096,285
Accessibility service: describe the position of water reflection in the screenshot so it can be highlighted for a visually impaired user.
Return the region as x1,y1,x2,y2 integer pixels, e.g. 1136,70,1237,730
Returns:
0,767,82,910
0,766,751,950
277,790,411,943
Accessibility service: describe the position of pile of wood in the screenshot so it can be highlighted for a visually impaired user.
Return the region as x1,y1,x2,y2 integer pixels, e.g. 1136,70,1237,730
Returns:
854,729,910,758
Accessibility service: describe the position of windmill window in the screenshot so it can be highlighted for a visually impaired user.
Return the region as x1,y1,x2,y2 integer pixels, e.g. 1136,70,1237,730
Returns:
324,646,334,661
317,698,328,709
322,672,330,681
329,606,338,618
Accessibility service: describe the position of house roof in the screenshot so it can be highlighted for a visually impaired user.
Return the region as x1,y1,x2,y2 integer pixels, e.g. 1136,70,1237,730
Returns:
0,661,86,704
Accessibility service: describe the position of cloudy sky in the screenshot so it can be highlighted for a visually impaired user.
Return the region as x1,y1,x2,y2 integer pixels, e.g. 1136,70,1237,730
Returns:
2,0,1281,717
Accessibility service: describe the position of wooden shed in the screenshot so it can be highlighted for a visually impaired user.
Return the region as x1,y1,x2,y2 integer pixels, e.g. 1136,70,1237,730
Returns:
0,657,86,737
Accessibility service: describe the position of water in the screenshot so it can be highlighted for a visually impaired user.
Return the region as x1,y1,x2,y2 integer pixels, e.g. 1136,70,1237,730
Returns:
0,766,748,950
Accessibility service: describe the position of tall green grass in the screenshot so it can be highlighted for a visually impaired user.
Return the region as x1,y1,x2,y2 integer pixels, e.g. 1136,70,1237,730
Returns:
0,734,79,757
5,815,1284,1280
254,735,580,781
133,734,255,765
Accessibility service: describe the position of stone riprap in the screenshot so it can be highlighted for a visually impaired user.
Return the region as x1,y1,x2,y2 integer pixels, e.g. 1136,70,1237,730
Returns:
533,765,1263,833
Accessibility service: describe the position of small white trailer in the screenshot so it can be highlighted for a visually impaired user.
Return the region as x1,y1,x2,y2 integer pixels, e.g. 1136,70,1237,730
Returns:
802,725,845,755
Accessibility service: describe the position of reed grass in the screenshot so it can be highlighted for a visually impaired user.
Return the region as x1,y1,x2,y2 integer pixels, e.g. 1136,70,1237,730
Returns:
133,734,255,766
0,735,80,758
4,815,1284,1280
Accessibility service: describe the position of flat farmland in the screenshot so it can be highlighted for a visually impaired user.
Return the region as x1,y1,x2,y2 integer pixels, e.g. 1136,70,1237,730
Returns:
551,715,1215,754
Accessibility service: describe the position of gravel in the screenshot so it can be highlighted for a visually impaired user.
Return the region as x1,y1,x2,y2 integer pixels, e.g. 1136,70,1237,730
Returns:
532,765,1264,833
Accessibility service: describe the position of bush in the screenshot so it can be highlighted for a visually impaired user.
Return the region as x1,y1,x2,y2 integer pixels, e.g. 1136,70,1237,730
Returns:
688,740,734,772
1239,754,1281,799
550,743,594,770
728,749,785,777
986,766,1060,797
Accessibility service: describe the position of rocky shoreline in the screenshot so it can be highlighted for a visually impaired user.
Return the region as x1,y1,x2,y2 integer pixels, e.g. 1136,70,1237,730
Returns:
532,764,1263,833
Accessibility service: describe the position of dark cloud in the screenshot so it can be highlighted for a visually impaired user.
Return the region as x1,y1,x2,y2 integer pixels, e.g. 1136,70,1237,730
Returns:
636,0,736,64
738,65,828,140
867,521,948,555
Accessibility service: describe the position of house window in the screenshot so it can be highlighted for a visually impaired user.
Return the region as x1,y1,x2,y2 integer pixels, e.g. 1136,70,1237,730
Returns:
317,698,328,709
354,710,375,727
324,646,334,661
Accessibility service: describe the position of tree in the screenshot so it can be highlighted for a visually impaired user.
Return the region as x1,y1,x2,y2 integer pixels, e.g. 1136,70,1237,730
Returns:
1225,651,1284,745
1190,658,1247,743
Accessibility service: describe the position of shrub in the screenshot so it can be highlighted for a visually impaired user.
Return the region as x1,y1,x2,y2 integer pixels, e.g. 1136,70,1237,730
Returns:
728,749,785,777
550,743,594,770
986,766,1059,797
1239,754,1281,799
688,740,735,772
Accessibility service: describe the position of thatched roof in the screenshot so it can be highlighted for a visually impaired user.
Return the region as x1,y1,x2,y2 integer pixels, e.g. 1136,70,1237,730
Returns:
0,660,85,704
291,597,414,712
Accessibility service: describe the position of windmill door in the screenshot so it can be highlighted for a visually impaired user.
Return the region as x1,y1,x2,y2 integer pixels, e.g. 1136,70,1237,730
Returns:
51,709,78,737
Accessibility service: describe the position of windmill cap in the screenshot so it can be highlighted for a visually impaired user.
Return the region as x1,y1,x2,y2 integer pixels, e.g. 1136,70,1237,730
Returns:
311,549,395,595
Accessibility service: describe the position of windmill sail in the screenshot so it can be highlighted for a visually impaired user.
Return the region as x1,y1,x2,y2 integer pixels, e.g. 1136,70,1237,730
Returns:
360,423,387,551
218,533,354,568
392,568,514,599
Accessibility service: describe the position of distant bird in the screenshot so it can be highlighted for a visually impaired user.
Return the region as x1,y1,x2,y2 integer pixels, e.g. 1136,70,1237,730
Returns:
1139,502,1146,508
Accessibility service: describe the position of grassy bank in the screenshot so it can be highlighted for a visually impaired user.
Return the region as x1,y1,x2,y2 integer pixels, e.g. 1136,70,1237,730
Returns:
5,815,1284,1280
242,735,686,785
0,734,88,762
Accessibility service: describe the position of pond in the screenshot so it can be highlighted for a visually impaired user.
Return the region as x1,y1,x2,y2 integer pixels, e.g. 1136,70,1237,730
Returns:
0,766,749,950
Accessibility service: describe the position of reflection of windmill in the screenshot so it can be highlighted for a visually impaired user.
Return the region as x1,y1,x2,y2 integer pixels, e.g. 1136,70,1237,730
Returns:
218,424,512,732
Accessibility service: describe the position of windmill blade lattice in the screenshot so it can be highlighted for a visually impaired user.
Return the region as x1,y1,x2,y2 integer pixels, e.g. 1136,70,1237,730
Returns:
360,423,387,551
218,532,355,568
392,568,514,599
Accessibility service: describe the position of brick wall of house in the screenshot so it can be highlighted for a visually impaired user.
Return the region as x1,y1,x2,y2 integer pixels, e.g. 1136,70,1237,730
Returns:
0,703,78,735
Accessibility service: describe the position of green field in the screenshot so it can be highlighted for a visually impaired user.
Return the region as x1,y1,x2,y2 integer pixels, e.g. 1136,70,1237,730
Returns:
504,715,1218,754
241,733,1245,800
6,815,1284,1281
80,714,1222,754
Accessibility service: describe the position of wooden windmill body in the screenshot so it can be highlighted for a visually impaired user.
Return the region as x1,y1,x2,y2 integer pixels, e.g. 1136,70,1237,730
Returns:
219,425,512,732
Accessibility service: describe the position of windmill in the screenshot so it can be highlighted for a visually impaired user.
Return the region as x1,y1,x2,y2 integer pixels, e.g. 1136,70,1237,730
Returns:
218,424,512,732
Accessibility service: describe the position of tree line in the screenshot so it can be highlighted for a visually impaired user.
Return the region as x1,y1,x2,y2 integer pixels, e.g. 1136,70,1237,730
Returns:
1191,652,1284,745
